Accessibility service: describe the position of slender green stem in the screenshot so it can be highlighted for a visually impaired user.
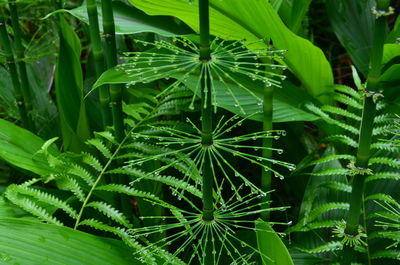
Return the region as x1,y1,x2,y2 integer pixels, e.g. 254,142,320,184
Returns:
342,1,389,263
0,13,30,128
199,0,213,221
100,0,129,219
199,1,213,263
101,0,124,142
7,2,35,131
86,0,111,128
261,83,273,221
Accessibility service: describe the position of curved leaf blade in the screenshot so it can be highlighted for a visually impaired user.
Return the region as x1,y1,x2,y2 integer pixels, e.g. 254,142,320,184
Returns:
67,1,192,36
256,218,294,265
0,118,58,175
130,0,334,103
0,217,139,265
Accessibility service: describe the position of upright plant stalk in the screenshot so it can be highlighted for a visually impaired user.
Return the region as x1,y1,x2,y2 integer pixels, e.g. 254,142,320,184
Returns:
342,1,389,263
261,70,273,221
199,1,214,264
86,0,111,128
0,13,30,129
101,0,124,142
100,0,130,219
6,2,35,131
199,0,213,221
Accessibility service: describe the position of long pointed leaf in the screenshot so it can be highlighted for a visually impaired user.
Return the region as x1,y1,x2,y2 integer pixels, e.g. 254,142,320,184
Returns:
0,217,139,265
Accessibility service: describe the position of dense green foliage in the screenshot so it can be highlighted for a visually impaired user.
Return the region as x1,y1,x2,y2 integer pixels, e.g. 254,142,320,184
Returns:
0,0,399,264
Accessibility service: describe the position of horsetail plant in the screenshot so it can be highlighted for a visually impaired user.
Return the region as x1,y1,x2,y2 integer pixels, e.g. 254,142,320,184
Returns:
7,0,35,131
342,1,390,264
86,0,111,128
113,0,293,263
0,10,32,129
101,0,125,142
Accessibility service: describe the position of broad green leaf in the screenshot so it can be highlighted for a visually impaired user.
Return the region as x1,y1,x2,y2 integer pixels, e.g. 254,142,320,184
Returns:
93,67,318,123
386,14,400,43
0,67,18,119
325,0,375,76
0,217,139,265
0,118,58,176
55,15,90,152
269,0,283,11
256,218,294,265
182,75,319,123
380,64,400,83
66,1,192,36
130,0,334,103
0,197,30,218
290,0,312,33
383,44,400,66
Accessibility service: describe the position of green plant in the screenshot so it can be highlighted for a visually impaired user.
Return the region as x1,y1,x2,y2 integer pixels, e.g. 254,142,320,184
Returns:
0,1,398,265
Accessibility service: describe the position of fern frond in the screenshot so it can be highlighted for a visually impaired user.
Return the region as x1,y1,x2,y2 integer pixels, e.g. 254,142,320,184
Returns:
374,113,394,124
67,164,96,186
96,184,159,201
333,93,362,109
308,202,349,222
5,188,63,225
318,181,352,193
334,85,361,99
373,124,396,136
94,131,118,145
8,185,78,218
321,105,361,121
306,103,359,134
371,142,399,152
371,250,400,260
56,175,85,202
309,168,351,177
86,138,112,159
78,219,157,264
323,135,358,148
366,172,400,182
307,154,354,167
82,152,103,172
123,102,152,121
109,168,202,197
86,201,132,228
369,157,400,169
295,241,342,254
287,220,338,232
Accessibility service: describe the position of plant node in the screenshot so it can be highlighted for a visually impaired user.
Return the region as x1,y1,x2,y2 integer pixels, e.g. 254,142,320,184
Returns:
371,6,395,18
346,161,373,176
333,220,367,247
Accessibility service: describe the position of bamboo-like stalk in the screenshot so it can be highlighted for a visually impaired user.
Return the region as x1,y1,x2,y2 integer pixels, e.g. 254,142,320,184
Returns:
0,13,31,129
6,2,35,131
101,0,124,142
342,1,389,263
86,0,111,128
199,0,213,221
198,0,214,264
260,83,273,221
